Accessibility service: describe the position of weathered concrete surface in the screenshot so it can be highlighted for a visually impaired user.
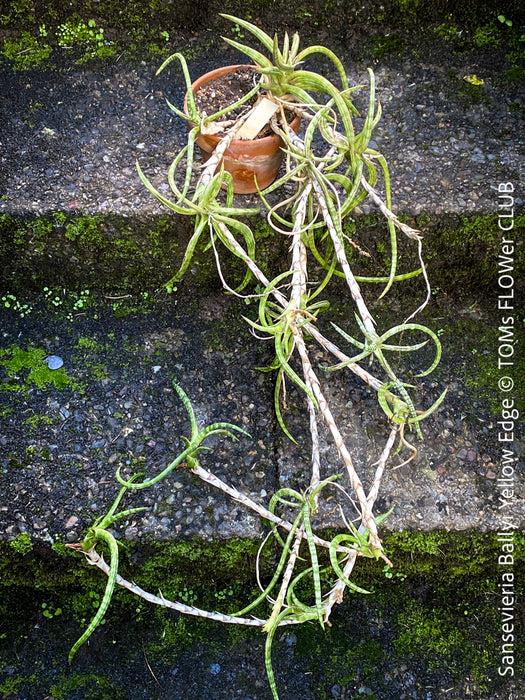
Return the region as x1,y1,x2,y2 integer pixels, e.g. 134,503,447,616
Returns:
1,31,524,546
1,49,524,221
0,293,275,543
1,287,523,545
3,0,525,38
1,25,525,700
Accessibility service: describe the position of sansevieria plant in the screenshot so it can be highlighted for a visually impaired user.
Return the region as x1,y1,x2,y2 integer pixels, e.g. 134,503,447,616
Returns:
69,16,446,699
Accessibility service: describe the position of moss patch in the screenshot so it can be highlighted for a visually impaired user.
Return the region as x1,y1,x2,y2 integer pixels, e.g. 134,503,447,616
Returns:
1,531,523,697
1,0,525,72
424,212,525,296
2,210,523,299
0,213,185,295
0,343,76,393
349,211,525,299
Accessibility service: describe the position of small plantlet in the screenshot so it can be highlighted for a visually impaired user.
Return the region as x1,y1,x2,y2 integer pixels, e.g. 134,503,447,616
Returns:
2,293,32,318
42,602,62,619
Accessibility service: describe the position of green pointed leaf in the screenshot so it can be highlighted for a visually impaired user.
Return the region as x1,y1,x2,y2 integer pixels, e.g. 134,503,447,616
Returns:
221,36,273,68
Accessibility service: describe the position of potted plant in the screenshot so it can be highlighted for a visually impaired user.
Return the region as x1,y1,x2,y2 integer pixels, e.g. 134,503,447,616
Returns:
68,15,446,699
183,63,302,193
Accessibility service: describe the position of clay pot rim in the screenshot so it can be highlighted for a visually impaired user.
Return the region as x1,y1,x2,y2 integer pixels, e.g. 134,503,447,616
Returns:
183,64,301,146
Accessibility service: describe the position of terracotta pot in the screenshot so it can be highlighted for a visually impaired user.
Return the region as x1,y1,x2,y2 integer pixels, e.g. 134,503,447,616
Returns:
184,64,301,194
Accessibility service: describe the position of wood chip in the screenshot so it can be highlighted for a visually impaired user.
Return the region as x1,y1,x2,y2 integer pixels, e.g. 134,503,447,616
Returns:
236,97,280,140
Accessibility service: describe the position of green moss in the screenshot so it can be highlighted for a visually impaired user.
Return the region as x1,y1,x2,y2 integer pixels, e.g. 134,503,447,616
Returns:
0,1,175,69
303,531,525,696
63,215,105,246
10,211,66,250
1,0,525,75
0,0,34,27
371,33,406,59
251,218,275,240
1,28,53,70
137,538,260,591
1,531,522,611
24,413,56,431
410,305,525,414
384,530,525,578
49,672,125,700
411,212,524,295
394,602,491,683
0,212,184,294
9,533,33,555
0,535,261,610
0,674,38,695
55,18,117,64
76,336,103,352
464,325,525,412
0,343,73,392
0,16,117,71
1,531,524,694
2,208,523,299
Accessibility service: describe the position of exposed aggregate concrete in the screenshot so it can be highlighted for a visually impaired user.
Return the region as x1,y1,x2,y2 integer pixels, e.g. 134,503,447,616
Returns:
1,291,523,545
1,41,524,219
1,35,524,544
1,27,524,700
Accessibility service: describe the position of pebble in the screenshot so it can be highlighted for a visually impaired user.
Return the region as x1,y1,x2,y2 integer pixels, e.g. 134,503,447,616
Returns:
64,516,79,529
45,355,64,370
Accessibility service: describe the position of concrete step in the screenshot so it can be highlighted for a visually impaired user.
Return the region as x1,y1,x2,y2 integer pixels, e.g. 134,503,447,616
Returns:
1,26,524,700
1,35,524,543
1,287,522,545
1,45,524,221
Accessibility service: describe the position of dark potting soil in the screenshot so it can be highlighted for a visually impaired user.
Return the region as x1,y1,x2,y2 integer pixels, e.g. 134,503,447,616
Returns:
193,68,296,138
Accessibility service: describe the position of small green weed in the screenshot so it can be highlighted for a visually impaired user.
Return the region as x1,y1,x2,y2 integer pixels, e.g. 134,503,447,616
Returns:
2,293,32,318
230,22,245,40
42,601,62,619
2,288,94,322
72,289,92,313
56,19,116,63
1,26,52,70
382,564,407,581
1,19,116,71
